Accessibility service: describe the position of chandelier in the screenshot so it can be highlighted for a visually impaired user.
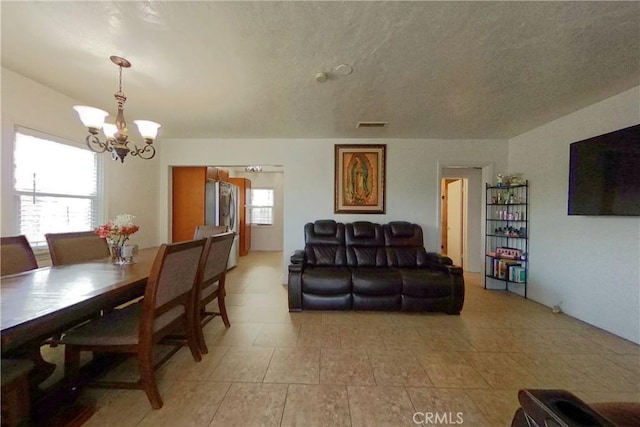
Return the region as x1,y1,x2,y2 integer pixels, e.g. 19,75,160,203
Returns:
73,56,161,163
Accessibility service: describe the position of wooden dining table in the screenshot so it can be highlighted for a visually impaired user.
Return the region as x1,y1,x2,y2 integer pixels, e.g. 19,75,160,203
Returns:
1,247,160,424
1,247,158,354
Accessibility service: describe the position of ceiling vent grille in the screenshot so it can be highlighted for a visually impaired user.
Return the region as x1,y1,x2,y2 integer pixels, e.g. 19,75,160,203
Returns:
357,121,388,128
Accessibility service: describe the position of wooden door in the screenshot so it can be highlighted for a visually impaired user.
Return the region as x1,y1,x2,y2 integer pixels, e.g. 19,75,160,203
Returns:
446,179,464,267
172,167,207,242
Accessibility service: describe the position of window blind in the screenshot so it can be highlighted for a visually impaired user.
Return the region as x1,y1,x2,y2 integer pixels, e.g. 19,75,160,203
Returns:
14,131,101,248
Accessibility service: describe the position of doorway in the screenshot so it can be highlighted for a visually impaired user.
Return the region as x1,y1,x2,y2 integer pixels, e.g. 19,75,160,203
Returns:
441,178,465,268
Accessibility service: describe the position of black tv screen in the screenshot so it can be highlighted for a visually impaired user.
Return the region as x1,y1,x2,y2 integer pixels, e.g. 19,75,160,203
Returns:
568,124,640,216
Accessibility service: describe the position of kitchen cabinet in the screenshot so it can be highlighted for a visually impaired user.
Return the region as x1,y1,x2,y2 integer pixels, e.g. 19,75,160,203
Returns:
172,167,211,242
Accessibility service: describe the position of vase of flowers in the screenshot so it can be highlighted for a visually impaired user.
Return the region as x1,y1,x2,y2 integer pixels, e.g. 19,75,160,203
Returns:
95,213,140,265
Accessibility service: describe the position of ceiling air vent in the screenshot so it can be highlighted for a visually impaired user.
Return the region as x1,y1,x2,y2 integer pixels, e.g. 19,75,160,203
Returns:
357,121,388,128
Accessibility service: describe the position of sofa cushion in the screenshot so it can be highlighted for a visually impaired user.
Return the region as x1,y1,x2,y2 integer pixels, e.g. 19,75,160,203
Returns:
351,221,376,238
387,221,414,237
353,294,401,311
302,293,352,310
305,221,345,246
347,247,387,267
314,220,338,236
351,267,402,295
346,222,383,246
386,247,421,268
399,268,452,298
384,222,423,247
306,245,347,267
346,222,386,267
302,267,351,295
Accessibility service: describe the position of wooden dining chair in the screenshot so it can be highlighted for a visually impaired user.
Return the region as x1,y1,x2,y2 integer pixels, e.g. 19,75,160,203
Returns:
0,235,38,276
194,232,235,354
193,225,228,239
60,239,206,409
45,231,110,266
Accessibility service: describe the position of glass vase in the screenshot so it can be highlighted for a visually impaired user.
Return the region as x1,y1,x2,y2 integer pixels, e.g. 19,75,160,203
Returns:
109,242,126,265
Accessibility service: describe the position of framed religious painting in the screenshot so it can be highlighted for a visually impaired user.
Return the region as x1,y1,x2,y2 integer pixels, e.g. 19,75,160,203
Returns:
334,144,386,213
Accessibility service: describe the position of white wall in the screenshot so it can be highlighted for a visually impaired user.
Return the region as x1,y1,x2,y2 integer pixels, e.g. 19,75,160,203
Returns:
1,68,161,249
509,86,640,344
158,138,508,281
5,66,637,344
233,171,284,251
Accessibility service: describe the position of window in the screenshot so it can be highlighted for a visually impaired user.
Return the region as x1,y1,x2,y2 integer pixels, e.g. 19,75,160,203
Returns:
249,188,274,226
13,130,102,249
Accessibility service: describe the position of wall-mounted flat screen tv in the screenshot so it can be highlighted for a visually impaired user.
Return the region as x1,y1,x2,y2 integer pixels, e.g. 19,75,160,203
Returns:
568,124,640,216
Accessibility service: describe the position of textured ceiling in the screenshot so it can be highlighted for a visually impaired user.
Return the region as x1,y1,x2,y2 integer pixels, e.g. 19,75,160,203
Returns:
1,1,639,139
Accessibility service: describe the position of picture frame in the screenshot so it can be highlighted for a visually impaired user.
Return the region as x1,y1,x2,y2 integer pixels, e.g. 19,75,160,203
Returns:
334,144,386,213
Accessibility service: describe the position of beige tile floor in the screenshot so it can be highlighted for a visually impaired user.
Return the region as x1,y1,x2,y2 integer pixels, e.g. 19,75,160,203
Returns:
42,251,640,426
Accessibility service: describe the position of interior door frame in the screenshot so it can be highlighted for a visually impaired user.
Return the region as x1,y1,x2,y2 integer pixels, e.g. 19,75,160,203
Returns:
441,178,465,268
438,163,494,274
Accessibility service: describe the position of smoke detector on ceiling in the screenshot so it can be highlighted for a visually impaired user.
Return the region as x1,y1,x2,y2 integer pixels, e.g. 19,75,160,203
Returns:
357,121,389,128
315,64,353,83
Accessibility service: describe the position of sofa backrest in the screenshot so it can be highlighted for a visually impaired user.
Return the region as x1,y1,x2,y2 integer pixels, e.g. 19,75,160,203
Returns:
383,221,423,247
384,221,428,268
304,220,347,266
345,221,386,267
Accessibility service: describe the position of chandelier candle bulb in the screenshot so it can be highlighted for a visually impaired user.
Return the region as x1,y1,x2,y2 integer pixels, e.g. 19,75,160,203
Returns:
133,120,162,142
102,123,118,139
73,106,108,132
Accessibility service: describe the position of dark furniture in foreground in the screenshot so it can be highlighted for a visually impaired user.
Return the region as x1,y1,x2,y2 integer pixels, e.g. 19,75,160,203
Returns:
511,389,640,427
1,359,34,427
288,220,464,313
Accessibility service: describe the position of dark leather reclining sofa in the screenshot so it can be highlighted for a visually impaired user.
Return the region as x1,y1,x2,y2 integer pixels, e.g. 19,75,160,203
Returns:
288,220,464,314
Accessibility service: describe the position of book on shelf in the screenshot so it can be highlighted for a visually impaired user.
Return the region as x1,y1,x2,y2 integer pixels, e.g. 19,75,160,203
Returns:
493,258,520,278
510,266,526,283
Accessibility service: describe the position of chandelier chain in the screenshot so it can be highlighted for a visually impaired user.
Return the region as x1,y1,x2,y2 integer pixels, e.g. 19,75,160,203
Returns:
117,64,124,97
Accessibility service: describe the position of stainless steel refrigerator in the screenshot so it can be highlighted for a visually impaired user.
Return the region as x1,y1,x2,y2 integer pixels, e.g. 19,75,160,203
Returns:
204,180,240,268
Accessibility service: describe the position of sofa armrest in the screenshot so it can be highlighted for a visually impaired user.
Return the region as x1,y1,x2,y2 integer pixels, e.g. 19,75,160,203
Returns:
418,253,455,274
290,249,305,265
288,250,305,311
425,252,453,266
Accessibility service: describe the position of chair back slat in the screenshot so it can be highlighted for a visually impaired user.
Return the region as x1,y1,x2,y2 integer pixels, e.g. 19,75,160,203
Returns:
201,232,235,287
155,245,205,309
0,235,38,276
140,239,206,343
45,231,109,266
